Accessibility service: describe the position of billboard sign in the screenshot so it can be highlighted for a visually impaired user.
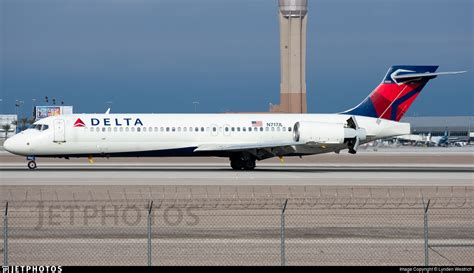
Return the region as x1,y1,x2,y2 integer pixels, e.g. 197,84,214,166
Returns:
35,106,73,120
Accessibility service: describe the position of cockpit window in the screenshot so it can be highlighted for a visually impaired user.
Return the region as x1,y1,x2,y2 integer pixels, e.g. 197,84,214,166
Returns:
31,124,49,131
31,124,42,130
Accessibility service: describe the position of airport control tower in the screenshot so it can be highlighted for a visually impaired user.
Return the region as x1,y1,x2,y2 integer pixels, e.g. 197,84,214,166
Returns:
270,0,308,113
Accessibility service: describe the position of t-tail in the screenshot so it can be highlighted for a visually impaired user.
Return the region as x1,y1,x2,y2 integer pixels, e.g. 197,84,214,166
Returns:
342,65,466,121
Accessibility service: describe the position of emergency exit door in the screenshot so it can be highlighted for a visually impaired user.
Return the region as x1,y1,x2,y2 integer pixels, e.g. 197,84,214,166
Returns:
54,119,66,142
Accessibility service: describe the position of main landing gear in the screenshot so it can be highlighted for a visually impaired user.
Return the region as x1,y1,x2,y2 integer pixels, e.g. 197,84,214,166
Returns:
230,153,256,171
27,156,37,170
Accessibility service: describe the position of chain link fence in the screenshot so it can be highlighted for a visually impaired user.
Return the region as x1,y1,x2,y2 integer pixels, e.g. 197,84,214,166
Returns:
1,188,473,266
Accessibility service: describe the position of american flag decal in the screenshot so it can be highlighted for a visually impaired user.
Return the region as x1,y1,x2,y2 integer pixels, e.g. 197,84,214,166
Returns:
251,121,262,127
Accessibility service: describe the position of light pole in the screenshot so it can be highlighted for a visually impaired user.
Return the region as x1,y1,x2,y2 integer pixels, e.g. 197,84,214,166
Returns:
19,101,24,118
31,98,36,118
15,100,18,118
14,100,24,133
15,100,24,117
192,101,200,113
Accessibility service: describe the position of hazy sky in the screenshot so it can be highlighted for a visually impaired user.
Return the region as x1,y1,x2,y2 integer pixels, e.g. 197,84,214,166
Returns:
1,0,472,116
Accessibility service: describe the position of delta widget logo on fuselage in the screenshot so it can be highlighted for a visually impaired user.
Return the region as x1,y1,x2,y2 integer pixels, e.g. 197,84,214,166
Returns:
74,118,144,127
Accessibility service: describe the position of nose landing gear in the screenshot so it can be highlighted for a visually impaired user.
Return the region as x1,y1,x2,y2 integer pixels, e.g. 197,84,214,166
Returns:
28,161,37,169
26,156,37,170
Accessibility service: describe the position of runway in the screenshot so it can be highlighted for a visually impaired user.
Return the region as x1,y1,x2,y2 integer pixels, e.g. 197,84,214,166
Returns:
0,163,472,186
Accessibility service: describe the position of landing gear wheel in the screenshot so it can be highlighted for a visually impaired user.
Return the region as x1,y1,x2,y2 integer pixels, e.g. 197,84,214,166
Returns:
242,159,256,170
231,160,243,170
230,153,257,171
27,161,37,170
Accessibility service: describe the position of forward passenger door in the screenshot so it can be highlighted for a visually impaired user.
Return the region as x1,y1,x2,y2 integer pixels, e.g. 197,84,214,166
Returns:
53,119,66,143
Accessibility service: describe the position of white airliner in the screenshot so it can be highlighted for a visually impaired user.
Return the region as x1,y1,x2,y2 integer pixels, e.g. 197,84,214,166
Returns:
4,65,465,170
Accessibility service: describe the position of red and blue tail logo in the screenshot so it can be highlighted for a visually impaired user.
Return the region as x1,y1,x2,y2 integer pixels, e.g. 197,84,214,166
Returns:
343,65,438,121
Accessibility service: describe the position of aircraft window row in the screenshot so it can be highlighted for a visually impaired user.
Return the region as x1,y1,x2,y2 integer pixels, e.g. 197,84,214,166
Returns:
31,124,49,131
88,126,293,133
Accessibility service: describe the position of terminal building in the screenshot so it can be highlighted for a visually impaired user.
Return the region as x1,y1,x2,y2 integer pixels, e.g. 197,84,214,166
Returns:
401,116,474,142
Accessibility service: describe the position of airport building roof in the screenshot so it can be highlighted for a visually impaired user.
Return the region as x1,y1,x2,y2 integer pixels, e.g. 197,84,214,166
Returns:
401,116,474,136
402,116,473,128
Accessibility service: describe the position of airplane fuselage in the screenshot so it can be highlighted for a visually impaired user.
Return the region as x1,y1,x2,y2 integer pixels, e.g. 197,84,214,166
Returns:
5,113,409,158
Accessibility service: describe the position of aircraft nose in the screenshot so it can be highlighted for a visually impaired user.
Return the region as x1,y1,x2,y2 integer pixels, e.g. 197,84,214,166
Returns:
3,137,14,153
3,135,28,155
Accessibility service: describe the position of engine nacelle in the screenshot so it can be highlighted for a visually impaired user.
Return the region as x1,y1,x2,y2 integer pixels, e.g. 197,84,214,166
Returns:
293,121,367,144
293,121,345,144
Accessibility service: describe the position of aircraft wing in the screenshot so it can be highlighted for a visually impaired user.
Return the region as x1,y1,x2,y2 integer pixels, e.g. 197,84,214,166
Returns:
194,141,300,152
194,141,348,160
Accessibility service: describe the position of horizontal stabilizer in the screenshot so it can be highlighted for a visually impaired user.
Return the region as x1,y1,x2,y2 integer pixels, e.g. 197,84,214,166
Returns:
392,71,466,82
